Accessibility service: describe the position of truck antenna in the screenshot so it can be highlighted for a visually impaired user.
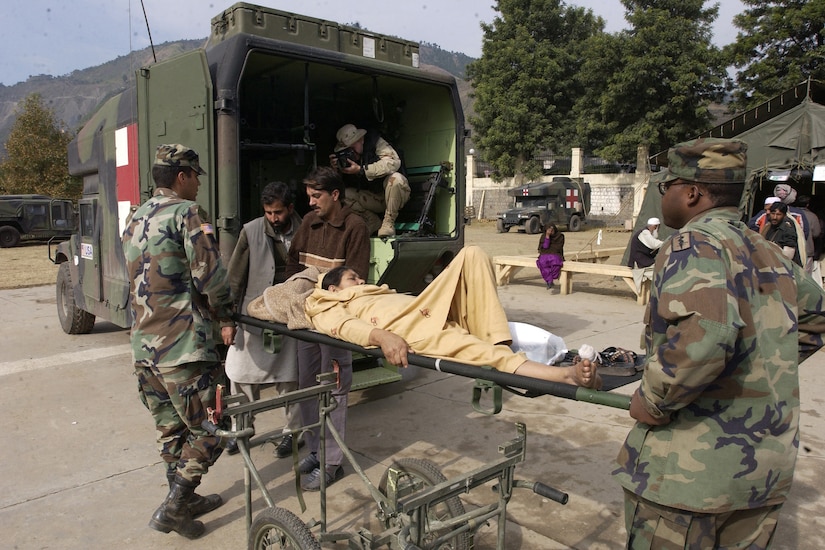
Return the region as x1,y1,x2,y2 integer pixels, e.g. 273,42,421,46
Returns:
140,0,157,63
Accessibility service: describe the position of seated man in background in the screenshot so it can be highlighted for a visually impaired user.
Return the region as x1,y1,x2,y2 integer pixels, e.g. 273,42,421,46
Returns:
330,123,410,237
627,217,663,269
304,246,600,388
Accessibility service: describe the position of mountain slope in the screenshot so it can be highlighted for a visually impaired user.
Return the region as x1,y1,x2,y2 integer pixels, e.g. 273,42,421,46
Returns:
0,40,473,157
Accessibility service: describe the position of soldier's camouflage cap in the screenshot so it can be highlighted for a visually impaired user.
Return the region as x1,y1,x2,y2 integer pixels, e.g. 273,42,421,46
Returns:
154,144,206,175
660,137,747,184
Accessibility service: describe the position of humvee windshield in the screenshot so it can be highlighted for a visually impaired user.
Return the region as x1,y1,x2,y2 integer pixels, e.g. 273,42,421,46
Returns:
515,198,555,209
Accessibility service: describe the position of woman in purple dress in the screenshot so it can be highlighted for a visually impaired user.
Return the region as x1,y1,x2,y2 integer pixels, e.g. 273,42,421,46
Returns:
536,223,564,289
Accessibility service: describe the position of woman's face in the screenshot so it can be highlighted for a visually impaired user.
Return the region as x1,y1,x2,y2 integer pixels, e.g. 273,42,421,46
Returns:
330,269,365,291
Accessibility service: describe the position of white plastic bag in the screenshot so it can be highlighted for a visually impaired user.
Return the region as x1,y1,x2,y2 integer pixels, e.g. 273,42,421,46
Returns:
507,322,568,365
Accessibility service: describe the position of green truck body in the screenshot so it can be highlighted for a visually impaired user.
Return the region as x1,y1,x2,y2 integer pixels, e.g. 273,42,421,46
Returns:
0,194,74,247
53,2,466,388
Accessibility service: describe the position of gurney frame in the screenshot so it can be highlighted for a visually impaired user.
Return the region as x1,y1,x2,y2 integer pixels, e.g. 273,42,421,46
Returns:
209,314,632,549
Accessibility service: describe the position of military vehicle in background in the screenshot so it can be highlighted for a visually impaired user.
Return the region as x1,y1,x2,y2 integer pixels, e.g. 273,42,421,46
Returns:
52,2,466,388
496,177,591,234
0,195,75,247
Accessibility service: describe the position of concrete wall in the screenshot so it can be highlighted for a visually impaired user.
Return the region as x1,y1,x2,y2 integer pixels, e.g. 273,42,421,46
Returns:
465,147,652,228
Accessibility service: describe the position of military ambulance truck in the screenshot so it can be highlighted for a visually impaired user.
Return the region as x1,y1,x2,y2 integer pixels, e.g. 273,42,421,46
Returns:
0,194,74,247
496,177,590,234
53,3,465,388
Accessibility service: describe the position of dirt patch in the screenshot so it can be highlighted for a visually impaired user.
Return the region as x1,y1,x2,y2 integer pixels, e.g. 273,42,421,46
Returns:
465,219,631,256
0,244,60,290
465,220,636,298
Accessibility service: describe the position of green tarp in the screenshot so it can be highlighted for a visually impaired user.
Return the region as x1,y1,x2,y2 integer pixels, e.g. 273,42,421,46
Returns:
623,80,825,265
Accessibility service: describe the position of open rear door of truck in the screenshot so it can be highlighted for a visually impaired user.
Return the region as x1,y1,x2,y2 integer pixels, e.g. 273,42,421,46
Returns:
136,50,216,216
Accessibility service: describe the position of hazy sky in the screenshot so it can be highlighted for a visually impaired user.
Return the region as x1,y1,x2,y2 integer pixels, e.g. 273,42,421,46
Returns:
1,0,745,87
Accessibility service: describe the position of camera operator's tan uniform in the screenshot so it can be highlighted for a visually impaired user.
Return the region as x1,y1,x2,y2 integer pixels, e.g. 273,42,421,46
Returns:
334,124,410,237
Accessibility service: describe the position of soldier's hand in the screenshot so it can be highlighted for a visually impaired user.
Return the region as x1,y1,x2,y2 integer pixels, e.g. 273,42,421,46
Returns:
340,159,361,175
221,325,237,346
629,389,670,426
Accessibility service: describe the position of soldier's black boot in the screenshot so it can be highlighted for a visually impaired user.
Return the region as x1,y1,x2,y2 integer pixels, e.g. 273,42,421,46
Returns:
166,470,223,518
149,475,206,539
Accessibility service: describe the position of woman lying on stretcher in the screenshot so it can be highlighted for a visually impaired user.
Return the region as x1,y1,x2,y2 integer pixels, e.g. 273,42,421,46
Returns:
303,246,601,389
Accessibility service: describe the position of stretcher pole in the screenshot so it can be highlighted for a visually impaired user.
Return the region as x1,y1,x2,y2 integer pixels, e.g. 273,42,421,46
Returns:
235,314,631,411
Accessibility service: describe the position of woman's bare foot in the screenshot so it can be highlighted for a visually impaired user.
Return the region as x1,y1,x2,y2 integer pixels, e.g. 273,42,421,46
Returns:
513,359,602,388
572,358,602,389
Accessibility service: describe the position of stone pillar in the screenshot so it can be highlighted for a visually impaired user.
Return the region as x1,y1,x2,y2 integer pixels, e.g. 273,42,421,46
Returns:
633,145,650,226
571,147,584,177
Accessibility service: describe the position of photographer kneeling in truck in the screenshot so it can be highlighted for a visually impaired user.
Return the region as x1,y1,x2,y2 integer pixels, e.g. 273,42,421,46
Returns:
248,246,600,388
330,123,411,237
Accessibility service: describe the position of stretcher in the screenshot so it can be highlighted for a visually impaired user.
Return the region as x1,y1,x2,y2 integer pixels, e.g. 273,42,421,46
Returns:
209,314,636,549
236,314,634,411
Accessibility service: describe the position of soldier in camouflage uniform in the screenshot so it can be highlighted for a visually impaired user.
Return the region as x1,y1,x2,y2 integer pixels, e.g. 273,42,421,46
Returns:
614,138,825,549
122,144,236,539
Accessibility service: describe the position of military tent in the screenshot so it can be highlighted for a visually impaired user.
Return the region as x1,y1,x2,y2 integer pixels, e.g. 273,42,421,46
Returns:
623,79,825,265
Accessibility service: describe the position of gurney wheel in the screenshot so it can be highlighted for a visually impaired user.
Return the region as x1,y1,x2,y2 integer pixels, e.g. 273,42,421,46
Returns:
379,458,471,550
249,506,320,550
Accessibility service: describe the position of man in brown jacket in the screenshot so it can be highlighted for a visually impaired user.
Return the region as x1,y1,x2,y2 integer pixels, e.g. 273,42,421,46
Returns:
284,166,370,491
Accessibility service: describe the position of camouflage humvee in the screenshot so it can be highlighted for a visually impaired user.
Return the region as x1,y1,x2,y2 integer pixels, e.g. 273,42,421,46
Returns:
497,177,591,234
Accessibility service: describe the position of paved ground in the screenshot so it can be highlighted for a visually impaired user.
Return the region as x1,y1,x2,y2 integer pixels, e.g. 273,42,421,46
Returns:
2,225,825,548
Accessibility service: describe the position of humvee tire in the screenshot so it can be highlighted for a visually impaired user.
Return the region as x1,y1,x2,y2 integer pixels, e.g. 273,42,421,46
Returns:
57,263,96,334
496,219,510,233
568,214,582,232
525,216,541,234
0,226,20,248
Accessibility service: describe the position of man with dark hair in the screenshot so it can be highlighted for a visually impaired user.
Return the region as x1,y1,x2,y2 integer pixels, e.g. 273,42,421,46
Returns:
761,201,802,266
284,166,370,491
123,144,236,539
222,181,304,458
615,137,825,548
747,196,781,232
331,123,410,237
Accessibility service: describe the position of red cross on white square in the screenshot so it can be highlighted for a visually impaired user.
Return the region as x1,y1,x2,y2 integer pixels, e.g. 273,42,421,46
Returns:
522,188,530,196
565,188,579,209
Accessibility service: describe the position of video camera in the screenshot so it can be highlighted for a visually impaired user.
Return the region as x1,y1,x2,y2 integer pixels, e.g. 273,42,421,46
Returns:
335,148,358,169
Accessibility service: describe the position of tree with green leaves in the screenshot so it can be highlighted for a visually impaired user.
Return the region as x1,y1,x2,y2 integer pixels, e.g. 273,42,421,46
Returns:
466,0,603,182
574,0,726,162
0,94,79,199
725,0,825,110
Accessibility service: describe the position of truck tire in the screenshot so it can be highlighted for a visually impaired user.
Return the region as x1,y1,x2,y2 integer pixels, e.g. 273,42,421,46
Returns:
568,215,582,232
526,216,541,234
496,219,510,233
0,226,21,248
56,263,96,334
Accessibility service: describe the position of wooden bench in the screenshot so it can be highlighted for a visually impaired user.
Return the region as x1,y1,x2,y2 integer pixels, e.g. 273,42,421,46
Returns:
559,261,651,305
493,246,626,286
